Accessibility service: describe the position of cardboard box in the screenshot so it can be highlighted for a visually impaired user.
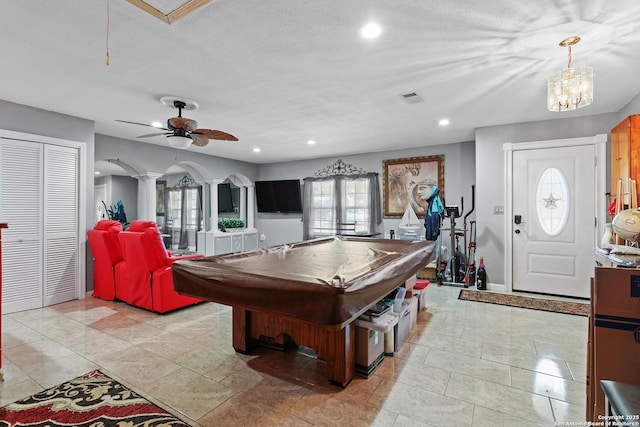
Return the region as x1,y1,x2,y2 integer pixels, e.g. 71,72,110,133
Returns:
418,267,437,280
588,268,640,421
355,326,384,377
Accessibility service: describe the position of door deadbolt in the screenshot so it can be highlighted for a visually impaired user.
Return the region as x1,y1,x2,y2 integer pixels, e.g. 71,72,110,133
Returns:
514,215,523,224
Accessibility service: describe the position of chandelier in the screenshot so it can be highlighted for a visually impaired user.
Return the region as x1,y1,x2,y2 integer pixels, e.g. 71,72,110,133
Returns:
547,36,593,112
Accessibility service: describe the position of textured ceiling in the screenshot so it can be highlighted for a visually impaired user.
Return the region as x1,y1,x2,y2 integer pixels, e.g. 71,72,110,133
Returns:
2,0,640,165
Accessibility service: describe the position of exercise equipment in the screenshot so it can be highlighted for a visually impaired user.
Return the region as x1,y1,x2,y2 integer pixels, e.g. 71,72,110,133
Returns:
464,220,476,286
436,185,475,287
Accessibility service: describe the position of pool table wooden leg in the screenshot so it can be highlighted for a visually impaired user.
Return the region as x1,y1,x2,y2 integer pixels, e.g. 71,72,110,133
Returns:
232,307,258,353
326,323,355,388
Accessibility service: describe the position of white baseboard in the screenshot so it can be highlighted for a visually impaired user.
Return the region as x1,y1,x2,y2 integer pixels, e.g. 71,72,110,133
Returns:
485,283,505,293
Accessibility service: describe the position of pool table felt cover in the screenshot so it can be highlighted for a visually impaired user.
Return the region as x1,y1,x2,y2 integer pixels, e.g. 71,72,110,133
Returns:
172,236,436,328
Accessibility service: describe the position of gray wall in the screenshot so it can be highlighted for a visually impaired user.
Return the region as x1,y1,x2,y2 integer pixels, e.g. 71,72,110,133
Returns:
256,141,476,248
109,176,138,221
475,112,620,286
94,175,137,221
93,175,138,222
617,92,640,122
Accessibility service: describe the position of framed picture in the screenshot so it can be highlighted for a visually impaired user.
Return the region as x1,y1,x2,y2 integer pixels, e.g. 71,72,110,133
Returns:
382,155,444,218
156,181,166,216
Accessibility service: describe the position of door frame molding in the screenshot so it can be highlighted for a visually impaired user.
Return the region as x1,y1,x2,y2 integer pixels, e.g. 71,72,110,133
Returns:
503,134,607,293
0,128,87,300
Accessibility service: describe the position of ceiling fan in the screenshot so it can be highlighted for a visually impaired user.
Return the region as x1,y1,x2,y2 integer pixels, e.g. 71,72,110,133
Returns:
117,97,238,149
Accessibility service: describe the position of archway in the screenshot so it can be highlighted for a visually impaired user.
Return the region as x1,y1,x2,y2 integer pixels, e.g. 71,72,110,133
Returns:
94,158,143,223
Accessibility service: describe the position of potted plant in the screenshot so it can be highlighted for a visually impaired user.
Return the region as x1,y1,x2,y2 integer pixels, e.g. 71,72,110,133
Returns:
218,217,245,232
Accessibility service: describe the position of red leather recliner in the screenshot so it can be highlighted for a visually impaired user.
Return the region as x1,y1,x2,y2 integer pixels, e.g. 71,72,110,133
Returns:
118,220,203,313
87,220,124,301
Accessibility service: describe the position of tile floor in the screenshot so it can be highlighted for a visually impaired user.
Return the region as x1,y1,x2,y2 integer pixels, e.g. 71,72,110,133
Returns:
0,284,588,426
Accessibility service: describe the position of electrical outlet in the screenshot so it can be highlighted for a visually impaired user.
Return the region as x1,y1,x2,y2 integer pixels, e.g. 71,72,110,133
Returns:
494,205,504,215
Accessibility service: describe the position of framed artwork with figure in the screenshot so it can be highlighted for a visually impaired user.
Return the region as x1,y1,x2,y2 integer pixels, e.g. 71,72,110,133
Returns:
382,155,444,218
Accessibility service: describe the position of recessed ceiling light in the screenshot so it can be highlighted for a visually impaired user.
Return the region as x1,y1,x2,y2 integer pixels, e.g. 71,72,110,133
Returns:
438,118,450,126
359,22,381,40
151,121,163,128
253,147,261,153
94,171,101,175
307,139,316,145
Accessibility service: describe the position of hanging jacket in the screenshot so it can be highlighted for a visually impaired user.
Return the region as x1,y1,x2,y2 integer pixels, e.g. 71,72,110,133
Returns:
425,186,444,240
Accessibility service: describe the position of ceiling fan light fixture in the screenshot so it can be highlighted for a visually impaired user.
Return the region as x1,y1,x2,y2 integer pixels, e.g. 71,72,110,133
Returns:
547,36,594,112
167,135,192,149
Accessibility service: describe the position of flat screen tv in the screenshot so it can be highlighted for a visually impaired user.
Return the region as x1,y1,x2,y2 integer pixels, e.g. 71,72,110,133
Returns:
255,179,302,213
218,183,234,213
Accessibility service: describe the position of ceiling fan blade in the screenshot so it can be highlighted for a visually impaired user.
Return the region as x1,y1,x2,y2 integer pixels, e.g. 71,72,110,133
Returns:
168,117,198,132
192,128,238,141
191,134,210,147
137,132,171,138
116,119,169,131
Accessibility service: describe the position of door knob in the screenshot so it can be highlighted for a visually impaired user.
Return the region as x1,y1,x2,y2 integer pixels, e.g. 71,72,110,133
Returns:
515,229,521,234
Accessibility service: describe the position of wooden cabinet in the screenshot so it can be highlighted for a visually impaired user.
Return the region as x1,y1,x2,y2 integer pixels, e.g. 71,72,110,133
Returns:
611,115,640,208
0,222,7,381
587,267,640,421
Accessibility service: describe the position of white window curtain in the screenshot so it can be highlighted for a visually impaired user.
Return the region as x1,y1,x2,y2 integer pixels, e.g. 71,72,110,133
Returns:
302,173,382,240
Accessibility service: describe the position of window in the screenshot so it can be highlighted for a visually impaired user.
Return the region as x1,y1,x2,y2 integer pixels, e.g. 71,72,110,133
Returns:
183,188,200,230
535,167,570,236
167,188,182,231
303,173,382,239
164,176,203,250
311,180,336,235
342,178,371,234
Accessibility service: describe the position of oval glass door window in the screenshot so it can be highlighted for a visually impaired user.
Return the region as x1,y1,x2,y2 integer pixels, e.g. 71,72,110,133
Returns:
535,167,569,236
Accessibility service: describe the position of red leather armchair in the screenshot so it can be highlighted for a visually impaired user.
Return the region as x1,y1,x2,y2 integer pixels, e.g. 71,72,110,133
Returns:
87,220,124,301
118,220,203,313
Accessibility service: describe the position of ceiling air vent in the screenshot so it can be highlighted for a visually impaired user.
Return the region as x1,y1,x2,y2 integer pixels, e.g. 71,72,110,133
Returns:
400,92,425,104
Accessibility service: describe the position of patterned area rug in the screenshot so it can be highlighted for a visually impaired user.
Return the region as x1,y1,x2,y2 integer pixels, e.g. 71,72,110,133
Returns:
458,289,590,316
0,370,191,427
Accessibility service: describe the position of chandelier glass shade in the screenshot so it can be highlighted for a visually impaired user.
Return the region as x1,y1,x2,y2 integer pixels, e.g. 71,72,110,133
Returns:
547,36,594,112
167,135,193,149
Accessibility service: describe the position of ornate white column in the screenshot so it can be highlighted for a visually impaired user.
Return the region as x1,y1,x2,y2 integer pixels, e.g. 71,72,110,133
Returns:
239,186,247,226
134,173,163,221
246,184,255,229
207,179,224,231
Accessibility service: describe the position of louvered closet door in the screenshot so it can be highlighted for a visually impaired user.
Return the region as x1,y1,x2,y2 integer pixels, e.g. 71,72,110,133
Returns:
43,144,79,306
0,140,44,313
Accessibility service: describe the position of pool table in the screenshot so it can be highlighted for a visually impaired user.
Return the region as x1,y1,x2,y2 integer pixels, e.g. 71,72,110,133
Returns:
172,236,435,387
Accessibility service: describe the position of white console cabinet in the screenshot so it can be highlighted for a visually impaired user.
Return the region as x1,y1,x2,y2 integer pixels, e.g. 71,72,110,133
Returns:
197,229,259,256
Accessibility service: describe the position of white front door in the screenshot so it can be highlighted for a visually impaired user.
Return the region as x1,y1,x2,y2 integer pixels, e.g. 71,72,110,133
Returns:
511,143,598,298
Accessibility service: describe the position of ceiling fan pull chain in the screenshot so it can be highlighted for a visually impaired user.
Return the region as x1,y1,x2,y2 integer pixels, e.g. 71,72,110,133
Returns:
105,0,111,66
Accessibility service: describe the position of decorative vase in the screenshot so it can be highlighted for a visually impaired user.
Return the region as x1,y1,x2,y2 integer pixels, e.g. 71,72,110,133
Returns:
601,223,614,249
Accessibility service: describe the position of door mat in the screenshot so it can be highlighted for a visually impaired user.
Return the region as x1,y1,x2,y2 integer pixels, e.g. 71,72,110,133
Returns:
0,370,191,426
458,289,589,316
